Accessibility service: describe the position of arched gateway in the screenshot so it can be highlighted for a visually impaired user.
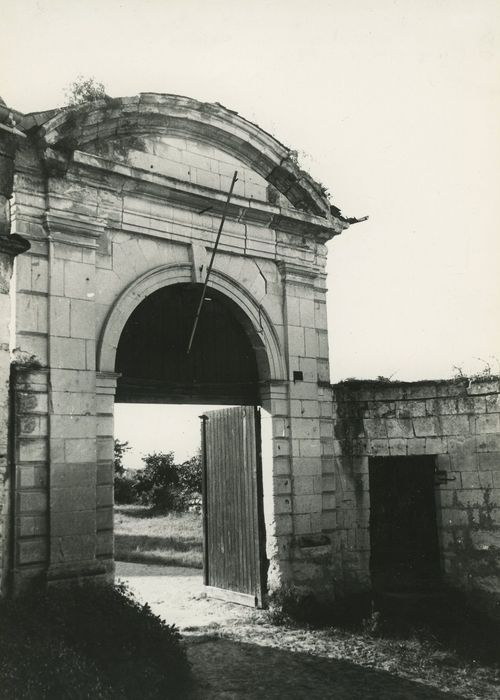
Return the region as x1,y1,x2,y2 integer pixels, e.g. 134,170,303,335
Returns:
0,94,351,599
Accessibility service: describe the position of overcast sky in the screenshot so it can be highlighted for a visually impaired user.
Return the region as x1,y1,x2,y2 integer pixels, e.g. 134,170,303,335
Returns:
2,0,498,464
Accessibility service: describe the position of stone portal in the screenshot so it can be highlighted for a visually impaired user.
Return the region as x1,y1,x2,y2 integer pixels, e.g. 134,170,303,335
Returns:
2,94,351,594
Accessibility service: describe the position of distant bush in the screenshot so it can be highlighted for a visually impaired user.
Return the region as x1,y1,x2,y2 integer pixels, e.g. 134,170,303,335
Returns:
114,472,137,504
0,582,191,699
125,451,201,512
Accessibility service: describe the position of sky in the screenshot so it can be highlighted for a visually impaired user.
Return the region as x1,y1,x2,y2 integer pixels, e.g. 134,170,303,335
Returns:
2,0,499,465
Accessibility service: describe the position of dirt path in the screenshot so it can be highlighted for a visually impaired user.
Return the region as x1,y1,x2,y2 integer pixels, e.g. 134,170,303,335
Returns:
116,562,498,700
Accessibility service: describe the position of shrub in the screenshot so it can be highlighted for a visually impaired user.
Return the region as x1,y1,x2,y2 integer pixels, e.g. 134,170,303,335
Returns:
114,473,137,504
134,452,202,512
0,582,191,699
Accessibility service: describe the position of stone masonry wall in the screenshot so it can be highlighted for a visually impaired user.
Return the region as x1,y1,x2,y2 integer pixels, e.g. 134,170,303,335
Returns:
331,377,500,616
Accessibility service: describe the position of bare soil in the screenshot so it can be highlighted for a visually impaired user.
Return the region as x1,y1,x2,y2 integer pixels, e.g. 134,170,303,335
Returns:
116,562,500,700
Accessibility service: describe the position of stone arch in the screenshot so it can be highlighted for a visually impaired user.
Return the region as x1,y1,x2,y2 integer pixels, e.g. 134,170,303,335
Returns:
34,94,332,217
97,263,286,383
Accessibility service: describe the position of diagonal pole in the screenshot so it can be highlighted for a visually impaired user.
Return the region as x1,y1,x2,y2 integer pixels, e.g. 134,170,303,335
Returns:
187,170,238,354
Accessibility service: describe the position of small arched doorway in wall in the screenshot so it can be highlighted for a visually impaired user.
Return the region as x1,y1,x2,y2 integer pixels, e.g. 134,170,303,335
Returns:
113,282,270,607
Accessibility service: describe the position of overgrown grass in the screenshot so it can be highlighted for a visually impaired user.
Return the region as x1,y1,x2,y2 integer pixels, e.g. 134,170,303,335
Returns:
115,505,203,568
0,581,191,699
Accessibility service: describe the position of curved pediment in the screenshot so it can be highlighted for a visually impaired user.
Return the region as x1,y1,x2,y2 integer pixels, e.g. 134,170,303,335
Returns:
24,93,333,217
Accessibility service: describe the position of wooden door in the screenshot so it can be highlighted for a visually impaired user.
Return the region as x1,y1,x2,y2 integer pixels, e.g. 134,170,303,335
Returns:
369,456,441,592
201,406,266,607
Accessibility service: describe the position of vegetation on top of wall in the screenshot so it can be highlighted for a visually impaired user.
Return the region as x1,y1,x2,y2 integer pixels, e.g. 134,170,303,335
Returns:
65,76,108,106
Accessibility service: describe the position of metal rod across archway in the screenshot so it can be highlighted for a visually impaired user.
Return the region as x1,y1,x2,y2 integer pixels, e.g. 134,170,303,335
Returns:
186,170,238,354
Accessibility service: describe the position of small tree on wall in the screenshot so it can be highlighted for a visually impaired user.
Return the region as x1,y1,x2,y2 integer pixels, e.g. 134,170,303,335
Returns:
65,76,107,106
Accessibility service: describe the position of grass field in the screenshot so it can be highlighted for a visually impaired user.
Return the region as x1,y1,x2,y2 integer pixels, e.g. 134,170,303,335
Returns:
114,505,203,568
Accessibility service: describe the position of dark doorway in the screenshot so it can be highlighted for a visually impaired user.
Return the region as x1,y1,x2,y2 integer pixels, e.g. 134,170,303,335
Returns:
369,456,441,593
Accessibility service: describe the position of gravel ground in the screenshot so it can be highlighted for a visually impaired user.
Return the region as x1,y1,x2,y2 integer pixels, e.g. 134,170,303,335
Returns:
116,562,499,700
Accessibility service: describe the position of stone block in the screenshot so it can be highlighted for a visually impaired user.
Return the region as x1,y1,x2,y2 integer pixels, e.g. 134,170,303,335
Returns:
293,514,312,535
96,394,114,415
459,471,481,490
296,439,321,458
18,414,48,437
274,495,292,514
290,417,319,439
51,391,95,416
304,327,318,357
17,293,47,334
273,438,290,458
273,513,293,536
50,337,86,370
288,326,305,356
96,531,114,557
18,491,47,513
412,416,440,437
30,257,48,293
64,438,96,463
478,452,500,470
477,434,500,452
364,417,389,439
97,485,113,508
50,368,95,393
440,414,472,436
64,261,95,300
49,296,70,337
51,462,96,488
426,397,458,415
51,534,96,563
18,465,47,489
18,539,48,565
273,476,292,495
96,507,114,531
425,436,447,454
51,414,95,439
457,396,487,414
96,415,113,437
367,438,389,455
70,299,95,339
18,438,48,462
320,420,333,438
293,494,321,514
485,394,500,413
51,510,95,536
388,438,408,456
474,413,500,435
395,400,426,418
51,487,95,512
18,515,47,537
97,462,113,485
407,438,426,455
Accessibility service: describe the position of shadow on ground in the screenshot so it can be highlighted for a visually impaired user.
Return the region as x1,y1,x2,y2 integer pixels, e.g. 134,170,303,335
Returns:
187,638,461,700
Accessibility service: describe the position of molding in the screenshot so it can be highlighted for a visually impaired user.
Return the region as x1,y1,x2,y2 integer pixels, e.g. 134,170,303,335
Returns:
44,211,106,248
278,260,319,286
70,150,345,242
0,233,30,258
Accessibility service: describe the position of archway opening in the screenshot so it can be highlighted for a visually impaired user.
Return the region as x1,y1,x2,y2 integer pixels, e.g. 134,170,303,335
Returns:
112,282,269,619
115,283,261,405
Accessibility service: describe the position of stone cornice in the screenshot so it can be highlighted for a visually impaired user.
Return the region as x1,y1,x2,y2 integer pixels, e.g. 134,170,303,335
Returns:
0,233,31,258
70,150,346,242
